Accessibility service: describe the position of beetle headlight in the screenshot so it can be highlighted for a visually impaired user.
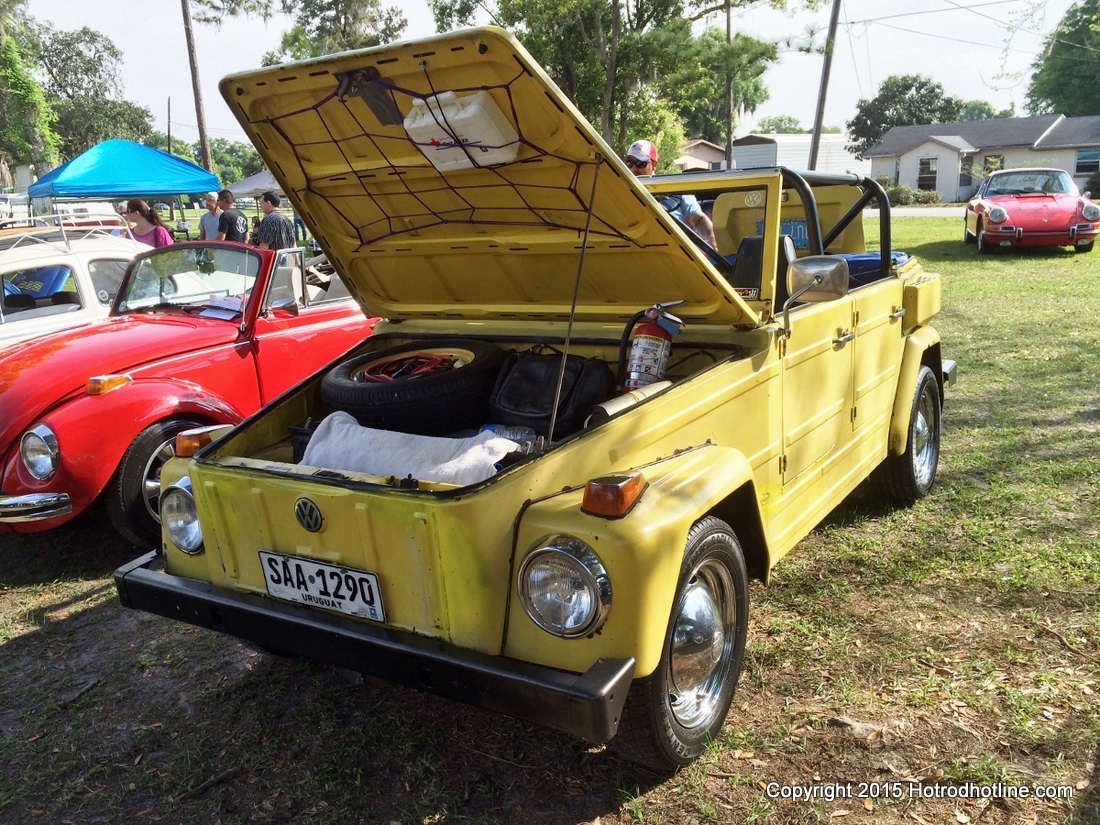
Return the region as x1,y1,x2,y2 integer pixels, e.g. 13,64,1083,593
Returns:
518,535,611,637
161,477,204,554
1082,202,1100,221
20,425,60,481
988,206,1008,224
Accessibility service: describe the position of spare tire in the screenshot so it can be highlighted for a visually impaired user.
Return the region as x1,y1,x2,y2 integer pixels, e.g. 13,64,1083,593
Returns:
321,339,506,435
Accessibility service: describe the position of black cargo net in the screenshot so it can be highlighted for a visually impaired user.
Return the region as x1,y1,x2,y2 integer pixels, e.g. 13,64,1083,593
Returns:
252,63,631,249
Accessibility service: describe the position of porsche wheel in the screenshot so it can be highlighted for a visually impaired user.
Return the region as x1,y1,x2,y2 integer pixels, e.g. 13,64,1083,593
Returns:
963,219,975,244
1074,241,1094,254
613,517,749,771
976,221,995,255
106,417,207,547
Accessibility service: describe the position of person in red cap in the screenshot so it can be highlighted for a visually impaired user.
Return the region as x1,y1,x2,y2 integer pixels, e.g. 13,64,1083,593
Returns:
624,139,717,248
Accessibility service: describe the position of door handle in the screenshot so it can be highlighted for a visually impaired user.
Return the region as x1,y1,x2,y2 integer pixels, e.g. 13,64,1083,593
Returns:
833,330,855,346
890,306,907,320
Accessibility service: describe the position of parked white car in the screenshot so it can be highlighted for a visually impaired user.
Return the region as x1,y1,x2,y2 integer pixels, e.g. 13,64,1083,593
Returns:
0,228,150,349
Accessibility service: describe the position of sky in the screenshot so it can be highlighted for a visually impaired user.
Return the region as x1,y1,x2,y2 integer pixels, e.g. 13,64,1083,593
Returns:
26,0,1080,147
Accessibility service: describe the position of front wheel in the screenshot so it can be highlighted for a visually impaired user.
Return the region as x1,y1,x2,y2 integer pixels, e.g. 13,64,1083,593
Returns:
613,517,749,771
875,365,941,504
106,418,207,547
963,219,975,244
976,220,993,255
1074,240,1094,254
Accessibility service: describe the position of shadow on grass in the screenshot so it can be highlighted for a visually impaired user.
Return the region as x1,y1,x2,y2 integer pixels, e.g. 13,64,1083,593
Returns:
1072,741,1100,824
0,565,666,825
0,502,140,587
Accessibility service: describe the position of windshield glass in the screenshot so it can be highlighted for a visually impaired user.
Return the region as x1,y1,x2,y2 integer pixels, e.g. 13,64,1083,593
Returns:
117,246,260,317
986,170,1077,197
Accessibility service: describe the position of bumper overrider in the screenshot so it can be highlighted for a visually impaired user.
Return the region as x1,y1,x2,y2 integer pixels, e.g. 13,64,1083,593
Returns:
0,492,72,522
115,551,635,743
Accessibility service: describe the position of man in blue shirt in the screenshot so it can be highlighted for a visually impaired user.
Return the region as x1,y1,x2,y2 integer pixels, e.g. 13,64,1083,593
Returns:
625,140,717,248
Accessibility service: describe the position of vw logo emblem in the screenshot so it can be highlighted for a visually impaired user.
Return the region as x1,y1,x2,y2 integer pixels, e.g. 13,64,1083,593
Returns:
744,191,763,207
294,498,323,532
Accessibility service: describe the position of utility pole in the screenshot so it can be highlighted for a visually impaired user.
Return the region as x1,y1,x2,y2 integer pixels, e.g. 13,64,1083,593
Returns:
725,0,733,170
809,0,842,170
181,0,213,173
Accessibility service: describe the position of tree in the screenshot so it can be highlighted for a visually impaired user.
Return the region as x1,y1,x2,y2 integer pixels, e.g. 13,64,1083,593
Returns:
757,115,805,133
262,0,407,65
205,137,264,185
145,130,200,165
1026,0,1100,116
15,19,153,159
0,5,58,171
846,75,964,158
962,100,1016,121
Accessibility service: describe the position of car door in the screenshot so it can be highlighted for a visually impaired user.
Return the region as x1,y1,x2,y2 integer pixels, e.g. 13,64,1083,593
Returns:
250,248,371,403
781,292,855,488
849,276,906,443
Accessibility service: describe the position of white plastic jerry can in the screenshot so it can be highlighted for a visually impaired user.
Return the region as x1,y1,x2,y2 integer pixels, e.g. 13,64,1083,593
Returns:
403,90,520,172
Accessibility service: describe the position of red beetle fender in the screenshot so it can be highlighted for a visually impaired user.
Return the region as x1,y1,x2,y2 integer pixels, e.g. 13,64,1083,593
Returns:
1,379,248,531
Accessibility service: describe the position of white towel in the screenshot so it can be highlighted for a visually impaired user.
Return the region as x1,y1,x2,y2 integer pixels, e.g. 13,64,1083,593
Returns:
300,411,517,486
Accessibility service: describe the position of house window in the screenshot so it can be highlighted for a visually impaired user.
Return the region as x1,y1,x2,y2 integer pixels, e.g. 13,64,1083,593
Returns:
917,157,938,191
1075,149,1100,174
984,154,1004,173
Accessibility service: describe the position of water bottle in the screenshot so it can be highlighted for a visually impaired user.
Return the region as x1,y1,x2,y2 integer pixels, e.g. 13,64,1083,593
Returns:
480,423,538,443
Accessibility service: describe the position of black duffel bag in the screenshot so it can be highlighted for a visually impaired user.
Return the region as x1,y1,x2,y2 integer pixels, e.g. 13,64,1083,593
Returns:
489,346,616,438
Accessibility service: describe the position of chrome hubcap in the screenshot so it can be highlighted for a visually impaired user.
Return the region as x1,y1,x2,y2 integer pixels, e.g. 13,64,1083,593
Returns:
667,557,736,729
912,382,939,488
141,437,177,523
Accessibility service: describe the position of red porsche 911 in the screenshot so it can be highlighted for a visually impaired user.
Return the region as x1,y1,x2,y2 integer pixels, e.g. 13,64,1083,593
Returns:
964,167,1100,254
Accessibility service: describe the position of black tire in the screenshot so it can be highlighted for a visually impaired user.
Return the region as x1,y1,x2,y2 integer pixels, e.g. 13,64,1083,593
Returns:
321,339,505,435
1074,241,1094,254
106,417,207,547
613,516,749,771
963,219,975,244
976,220,993,255
876,365,941,504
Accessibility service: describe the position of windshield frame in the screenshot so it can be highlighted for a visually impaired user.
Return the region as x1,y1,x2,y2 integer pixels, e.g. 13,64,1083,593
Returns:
113,243,265,321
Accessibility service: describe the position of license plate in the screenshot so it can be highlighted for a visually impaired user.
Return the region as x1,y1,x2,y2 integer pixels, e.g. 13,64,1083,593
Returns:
756,218,810,248
259,551,385,622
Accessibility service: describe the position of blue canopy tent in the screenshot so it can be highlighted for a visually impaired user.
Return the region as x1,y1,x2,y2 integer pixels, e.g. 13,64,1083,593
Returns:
28,139,219,199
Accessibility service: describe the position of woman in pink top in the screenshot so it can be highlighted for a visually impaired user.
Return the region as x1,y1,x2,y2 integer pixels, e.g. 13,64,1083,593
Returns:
123,199,174,248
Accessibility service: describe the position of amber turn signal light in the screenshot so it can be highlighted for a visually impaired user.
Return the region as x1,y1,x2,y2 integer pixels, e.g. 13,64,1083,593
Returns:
85,374,132,395
175,425,229,458
581,473,647,518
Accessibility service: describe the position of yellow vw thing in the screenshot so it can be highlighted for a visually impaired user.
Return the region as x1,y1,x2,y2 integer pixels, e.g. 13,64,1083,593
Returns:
115,27,956,770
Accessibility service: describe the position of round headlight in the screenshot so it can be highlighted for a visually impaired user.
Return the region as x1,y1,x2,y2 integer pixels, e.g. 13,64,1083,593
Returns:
987,206,1008,224
20,425,60,481
518,535,611,637
161,477,204,554
1082,202,1100,221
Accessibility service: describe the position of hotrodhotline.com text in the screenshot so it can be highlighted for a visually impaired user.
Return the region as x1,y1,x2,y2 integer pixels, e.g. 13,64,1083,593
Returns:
764,782,1077,803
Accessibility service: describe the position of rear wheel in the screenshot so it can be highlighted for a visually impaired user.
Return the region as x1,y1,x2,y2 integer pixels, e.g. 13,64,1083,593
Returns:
613,517,749,771
106,418,207,547
876,366,941,504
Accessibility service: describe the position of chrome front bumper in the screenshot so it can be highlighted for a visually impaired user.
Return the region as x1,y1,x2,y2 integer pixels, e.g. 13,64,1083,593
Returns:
0,492,73,522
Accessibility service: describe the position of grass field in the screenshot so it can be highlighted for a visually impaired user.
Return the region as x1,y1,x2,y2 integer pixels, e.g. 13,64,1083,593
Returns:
1,216,1097,824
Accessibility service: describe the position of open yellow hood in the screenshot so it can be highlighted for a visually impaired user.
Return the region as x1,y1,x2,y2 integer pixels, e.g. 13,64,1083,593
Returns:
220,27,754,326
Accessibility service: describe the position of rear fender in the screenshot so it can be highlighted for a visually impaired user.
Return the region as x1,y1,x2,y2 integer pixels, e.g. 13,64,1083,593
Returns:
4,380,245,520
889,327,941,455
506,443,762,679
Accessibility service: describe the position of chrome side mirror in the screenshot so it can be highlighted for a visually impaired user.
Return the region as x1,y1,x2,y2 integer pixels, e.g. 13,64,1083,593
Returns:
781,256,850,338
270,298,300,317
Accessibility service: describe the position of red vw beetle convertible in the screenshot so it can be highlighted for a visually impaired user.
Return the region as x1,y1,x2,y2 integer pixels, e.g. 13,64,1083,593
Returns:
964,167,1100,254
0,242,374,545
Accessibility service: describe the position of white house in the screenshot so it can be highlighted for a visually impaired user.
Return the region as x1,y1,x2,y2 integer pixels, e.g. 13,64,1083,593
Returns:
864,114,1100,202
674,134,870,176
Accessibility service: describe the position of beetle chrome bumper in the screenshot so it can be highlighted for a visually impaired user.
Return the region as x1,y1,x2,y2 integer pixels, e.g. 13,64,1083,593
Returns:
0,492,72,522
115,551,635,744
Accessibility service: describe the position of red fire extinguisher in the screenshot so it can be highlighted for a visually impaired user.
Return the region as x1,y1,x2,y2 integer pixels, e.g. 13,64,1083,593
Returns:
625,305,682,391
